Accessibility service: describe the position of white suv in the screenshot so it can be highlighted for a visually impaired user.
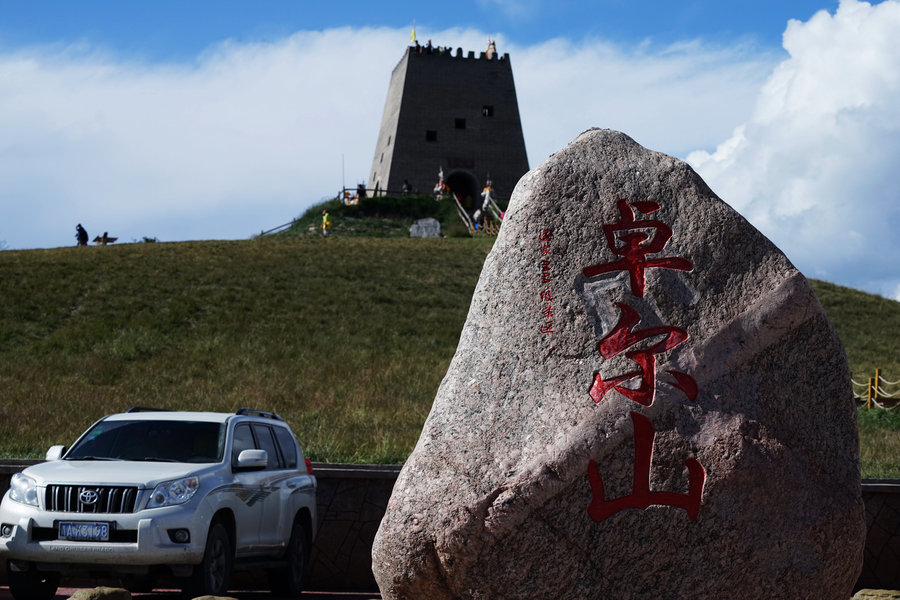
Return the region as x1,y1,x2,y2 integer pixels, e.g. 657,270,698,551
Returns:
0,408,317,599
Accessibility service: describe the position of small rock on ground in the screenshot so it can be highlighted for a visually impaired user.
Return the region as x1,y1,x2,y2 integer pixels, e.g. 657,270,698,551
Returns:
68,587,130,600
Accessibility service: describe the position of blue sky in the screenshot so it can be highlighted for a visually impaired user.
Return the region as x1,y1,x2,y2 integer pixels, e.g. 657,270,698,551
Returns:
2,0,899,301
1,1,836,55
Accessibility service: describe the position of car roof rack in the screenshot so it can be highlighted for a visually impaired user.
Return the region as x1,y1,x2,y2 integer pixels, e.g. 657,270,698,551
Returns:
235,408,284,421
126,406,172,413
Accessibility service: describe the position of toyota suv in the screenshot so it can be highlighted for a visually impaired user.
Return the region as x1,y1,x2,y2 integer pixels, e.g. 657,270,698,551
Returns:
0,408,317,599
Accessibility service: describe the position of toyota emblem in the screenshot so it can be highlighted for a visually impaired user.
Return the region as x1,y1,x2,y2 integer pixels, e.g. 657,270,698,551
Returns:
79,489,99,505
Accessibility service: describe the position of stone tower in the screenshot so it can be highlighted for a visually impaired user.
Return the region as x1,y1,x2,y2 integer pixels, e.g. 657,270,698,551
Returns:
368,42,529,207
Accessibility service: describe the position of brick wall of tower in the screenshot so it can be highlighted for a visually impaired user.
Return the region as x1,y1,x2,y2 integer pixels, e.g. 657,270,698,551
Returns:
369,46,529,204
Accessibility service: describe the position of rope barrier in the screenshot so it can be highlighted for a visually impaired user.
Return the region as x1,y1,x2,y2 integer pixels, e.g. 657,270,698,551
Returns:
855,369,900,410
869,397,900,410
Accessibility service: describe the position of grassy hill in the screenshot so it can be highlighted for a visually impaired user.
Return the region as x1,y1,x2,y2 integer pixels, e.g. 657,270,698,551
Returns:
274,193,478,239
1,218,898,475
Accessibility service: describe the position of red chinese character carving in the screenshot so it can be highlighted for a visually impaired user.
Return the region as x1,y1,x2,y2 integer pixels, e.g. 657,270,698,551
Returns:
583,198,692,297
589,303,697,406
540,322,554,334
540,290,553,302
587,411,705,522
539,228,553,242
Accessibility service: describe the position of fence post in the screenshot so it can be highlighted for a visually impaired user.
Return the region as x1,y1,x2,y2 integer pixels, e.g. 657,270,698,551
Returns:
875,368,881,403
868,377,873,410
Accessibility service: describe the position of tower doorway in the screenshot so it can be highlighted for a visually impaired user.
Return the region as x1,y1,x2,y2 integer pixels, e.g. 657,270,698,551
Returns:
446,171,479,211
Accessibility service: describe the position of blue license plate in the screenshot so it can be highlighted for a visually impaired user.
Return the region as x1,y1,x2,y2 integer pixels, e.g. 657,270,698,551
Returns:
58,521,110,542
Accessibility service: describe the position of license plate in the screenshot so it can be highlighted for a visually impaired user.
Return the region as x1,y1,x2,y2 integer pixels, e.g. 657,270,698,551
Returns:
58,521,110,542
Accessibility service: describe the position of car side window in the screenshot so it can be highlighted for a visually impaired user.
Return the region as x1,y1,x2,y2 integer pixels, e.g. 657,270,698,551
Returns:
273,426,298,469
231,424,255,468
251,424,283,470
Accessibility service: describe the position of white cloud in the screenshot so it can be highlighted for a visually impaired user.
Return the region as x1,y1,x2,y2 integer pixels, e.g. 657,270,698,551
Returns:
0,26,778,252
5,7,898,301
687,0,900,298
0,28,403,249
511,36,777,163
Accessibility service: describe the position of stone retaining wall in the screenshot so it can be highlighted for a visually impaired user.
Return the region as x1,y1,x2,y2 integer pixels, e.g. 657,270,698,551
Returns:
857,480,900,590
308,463,399,590
0,461,897,592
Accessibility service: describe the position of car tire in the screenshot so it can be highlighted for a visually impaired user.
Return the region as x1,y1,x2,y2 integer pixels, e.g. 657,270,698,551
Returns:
186,522,233,597
6,562,59,600
268,518,311,597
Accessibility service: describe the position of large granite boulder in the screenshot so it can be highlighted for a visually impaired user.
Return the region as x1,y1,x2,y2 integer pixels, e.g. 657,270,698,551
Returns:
372,129,865,599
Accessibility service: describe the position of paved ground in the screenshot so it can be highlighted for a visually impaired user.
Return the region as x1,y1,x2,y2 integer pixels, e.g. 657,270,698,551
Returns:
0,585,381,599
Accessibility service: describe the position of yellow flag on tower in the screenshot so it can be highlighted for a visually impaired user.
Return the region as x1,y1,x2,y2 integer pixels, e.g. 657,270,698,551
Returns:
410,20,416,43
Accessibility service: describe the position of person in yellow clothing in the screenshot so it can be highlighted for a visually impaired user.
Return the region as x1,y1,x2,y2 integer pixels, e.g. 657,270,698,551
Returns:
322,209,332,236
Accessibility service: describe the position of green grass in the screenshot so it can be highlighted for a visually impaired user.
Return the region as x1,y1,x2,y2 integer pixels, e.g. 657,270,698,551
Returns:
810,280,900,380
0,236,493,463
808,279,900,477
857,407,900,479
276,193,481,239
0,228,898,476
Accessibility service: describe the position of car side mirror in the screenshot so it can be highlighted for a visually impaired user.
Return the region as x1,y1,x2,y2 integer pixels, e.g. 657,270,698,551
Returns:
45,445,66,461
235,449,267,471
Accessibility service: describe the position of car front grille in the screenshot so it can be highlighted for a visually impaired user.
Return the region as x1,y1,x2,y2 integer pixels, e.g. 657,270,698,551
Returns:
45,485,139,514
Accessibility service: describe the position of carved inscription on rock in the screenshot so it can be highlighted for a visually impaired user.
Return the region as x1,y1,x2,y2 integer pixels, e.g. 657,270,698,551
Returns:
538,228,555,335
582,198,704,522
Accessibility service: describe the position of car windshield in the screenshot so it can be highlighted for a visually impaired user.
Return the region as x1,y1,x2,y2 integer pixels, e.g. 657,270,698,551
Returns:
66,420,225,463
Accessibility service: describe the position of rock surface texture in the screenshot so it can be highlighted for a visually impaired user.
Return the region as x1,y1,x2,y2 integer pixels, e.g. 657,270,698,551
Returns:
68,588,131,600
372,129,866,599
410,217,441,238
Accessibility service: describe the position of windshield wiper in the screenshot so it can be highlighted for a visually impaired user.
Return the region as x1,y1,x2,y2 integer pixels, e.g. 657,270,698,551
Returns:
133,457,180,463
65,456,119,461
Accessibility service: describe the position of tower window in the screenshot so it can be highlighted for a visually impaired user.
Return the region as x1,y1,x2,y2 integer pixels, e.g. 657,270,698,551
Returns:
426,130,438,142
455,118,466,129
482,105,494,117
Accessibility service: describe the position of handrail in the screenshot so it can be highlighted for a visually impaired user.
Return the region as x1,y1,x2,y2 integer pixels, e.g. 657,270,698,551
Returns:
258,221,295,236
486,197,504,223
452,196,475,234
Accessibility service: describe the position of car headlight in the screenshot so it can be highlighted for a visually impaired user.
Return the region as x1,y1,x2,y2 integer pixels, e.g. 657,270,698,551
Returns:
147,477,199,509
8,473,38,506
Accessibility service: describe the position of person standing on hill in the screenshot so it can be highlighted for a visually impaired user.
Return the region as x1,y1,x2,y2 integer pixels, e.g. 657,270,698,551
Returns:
75,224,89,246
322,209,332,237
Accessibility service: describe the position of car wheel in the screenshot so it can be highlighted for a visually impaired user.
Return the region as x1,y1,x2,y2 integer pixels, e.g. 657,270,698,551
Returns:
186,522,233,597
6,561,59,600
268,519,311,597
